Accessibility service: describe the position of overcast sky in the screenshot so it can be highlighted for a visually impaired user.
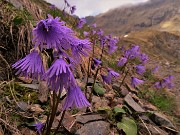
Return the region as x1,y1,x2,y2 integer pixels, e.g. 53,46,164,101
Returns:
45,0,149,17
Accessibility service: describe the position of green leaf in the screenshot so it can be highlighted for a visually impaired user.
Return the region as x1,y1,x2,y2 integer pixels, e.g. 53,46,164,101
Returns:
117,117,137,135
113,107,126,115
98,107,111,114
13,16,23,25
93,83,105,96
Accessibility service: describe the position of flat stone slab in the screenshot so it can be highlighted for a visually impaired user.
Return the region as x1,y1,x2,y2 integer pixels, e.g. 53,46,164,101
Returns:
124,94,145,113
75,121,110,135
76,114,104,124
150,112,176,130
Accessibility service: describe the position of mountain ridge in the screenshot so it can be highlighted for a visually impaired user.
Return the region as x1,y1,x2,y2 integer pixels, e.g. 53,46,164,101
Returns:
86,0,180,35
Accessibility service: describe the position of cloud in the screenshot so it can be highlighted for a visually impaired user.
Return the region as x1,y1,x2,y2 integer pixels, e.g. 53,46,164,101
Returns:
45,0,149,17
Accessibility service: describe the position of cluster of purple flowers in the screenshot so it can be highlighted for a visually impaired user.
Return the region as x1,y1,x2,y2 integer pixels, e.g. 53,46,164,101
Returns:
155,75,174,89
13,15,91,110
117,45,148,88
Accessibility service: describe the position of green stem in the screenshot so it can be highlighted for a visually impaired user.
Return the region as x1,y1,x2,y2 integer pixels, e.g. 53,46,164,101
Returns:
53,111,66,135
100,44,105,61
119,69,129,88
45,91,56,134
85,57,92,98
46,91,61,135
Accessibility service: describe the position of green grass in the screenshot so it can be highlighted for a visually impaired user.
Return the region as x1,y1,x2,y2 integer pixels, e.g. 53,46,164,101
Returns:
149,91,176,114
138,88,176,115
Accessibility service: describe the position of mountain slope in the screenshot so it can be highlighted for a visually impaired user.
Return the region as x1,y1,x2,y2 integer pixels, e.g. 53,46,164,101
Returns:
87,0,180,35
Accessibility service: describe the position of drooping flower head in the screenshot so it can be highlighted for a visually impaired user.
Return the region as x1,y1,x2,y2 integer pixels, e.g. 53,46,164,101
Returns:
118,57,127,67
77,18,86,29
49,5,56,9
71,39,92,63
154,81,163,89
124,45,140,59
92,23,97,28
12,50,45,80
33,122,44,134
108,44,118,54
97,29,103,36
152,66,159,73
83,31,89,37
63,86,90,110
102,69,120,84
44,58,74,92
131,77,144,88
161,75,174,88
91,58,102,70
140,53,149,64
135,65,146,75
70,5,76,14
32,15,74,50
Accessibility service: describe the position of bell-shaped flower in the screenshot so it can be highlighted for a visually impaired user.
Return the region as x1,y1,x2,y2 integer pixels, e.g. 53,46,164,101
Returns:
71,39,92,62
70,5,76,14
12,50,45,80
77,18,86,29
131,77,144,88
140,53,148,64
44,58,74,92
63,86,90,110
33,122,44,134
135,65,146,75
101,69,120,84
118,57,127,67
32,15,74,50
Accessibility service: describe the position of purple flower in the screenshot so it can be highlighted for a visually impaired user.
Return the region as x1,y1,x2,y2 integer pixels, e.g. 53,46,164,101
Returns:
77,18,86,29
168,83,174,89
102,70,120,84
154,82,163,89
70,5,76,14
32,15,73,50
49,5,56,9
135,65,146,75
108,69,120,78
101,75,111,84
163,75,173,83
92,23,97,28
71,39,92,62
124,45,140,59
108,45,118,54
92,30,96,35
83,31,89,37
118,57,127,67
152,66,159,73
91,58,101,70
140,53,148,64
33,122,44,134
63,86,90,110
93,58,101,66
97,29,103,36
44,58,74,92
12,50,45,80
131,77,144,88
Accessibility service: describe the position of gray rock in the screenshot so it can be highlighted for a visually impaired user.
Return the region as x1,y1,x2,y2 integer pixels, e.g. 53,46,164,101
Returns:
20,83,39,90
139,123,169,135
150,112,176,130
38,81,48,103
75,121,110,135
112,83,120,91
16,101,29,112
124,94,145,113
76,114,104,124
